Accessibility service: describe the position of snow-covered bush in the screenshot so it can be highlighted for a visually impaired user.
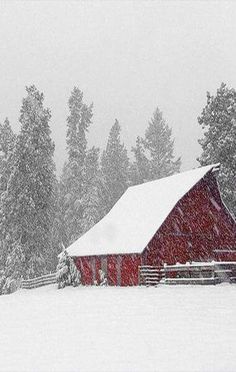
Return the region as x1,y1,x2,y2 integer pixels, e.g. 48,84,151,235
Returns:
99,269,108,286
56,250,81,289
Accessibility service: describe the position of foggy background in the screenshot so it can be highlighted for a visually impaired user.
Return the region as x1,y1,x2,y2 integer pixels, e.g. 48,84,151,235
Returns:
0,0,236,175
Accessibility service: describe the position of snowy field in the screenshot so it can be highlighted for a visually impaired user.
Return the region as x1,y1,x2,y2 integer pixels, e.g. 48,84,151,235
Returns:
0,284,235,372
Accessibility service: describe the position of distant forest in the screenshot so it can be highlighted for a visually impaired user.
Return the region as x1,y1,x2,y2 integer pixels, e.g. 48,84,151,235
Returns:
0,82,235,293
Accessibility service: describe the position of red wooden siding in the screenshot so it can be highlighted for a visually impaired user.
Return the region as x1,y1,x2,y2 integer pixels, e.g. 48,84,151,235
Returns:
121,255,141,286
143,174,236,267
95,256,101,283
80,257,93,285
75,257,82,280
107,256,117,286
74,172,236,286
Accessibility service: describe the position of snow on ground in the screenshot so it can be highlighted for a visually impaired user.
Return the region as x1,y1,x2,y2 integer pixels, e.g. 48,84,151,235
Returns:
0,284,235,372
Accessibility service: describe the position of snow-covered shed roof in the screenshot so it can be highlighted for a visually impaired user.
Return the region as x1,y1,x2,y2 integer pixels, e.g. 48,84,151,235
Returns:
66,164,220,257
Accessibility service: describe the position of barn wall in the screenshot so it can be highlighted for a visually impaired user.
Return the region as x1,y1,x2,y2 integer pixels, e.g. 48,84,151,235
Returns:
120,254,141,286
75,257,82,281
143,173,236,266
75,257,93,285
107,256,117,286
95,256,102,283
75,172,236,285
75,254,141,286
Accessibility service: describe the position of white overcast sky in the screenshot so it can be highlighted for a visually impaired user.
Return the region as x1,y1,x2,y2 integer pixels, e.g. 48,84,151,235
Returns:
0,1,236,175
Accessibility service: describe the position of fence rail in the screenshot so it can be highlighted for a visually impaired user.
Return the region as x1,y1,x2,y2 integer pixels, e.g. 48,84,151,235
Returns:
21,273,56,289
139,262,236,286
139,266,164,286
162,261,236,285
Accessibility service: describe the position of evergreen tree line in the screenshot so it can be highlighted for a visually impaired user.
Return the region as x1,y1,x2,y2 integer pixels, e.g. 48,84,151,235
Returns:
0,82,235,292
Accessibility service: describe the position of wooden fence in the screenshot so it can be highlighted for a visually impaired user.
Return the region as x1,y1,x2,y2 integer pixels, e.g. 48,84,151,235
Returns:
139,261,236,286
139,265,164,286
21,272,57,289
161,261,236,285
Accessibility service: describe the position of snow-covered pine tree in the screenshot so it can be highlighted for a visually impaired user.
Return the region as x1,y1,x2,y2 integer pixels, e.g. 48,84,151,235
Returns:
2,86,57,279
68,254,81,287
130,136,150,185
198,83,236,217
56,249,81,289
81,146,104,233
57,162,70,247
56,249,69,289
0,118,16,269
143,107,181,180
49,180,63,271
1,239,25,294
0,118,16,195
101,119,129,213
59,87,93,246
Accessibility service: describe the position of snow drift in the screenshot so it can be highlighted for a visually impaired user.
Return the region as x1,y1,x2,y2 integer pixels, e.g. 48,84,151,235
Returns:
0,284,235,372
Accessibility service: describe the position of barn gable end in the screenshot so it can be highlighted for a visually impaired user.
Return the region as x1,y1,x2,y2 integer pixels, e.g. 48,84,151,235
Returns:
143,172,236,266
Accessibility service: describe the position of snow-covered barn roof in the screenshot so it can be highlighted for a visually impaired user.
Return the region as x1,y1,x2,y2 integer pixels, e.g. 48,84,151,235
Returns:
66,164,220,257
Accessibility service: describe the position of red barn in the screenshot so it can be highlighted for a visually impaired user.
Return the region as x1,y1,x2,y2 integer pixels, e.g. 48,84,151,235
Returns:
66,164,236,286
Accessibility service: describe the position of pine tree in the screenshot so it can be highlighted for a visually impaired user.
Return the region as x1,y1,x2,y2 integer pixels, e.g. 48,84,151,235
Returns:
59,87,93,245
198,83,236,216
2,240,25,294
56,249,81,289
2,86,57,279
57,162,70,247
81,146,103,233
49,180,62,270
143,107,181,180
130,136,150,185
0,118,16,195
0,118,16,269
101,119,129,213
56,249,69,289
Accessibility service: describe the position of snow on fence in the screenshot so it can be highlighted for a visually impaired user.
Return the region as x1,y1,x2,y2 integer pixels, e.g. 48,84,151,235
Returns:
161,261,236,285
139,266,164,286
139,261,236,286
21,273,56,289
